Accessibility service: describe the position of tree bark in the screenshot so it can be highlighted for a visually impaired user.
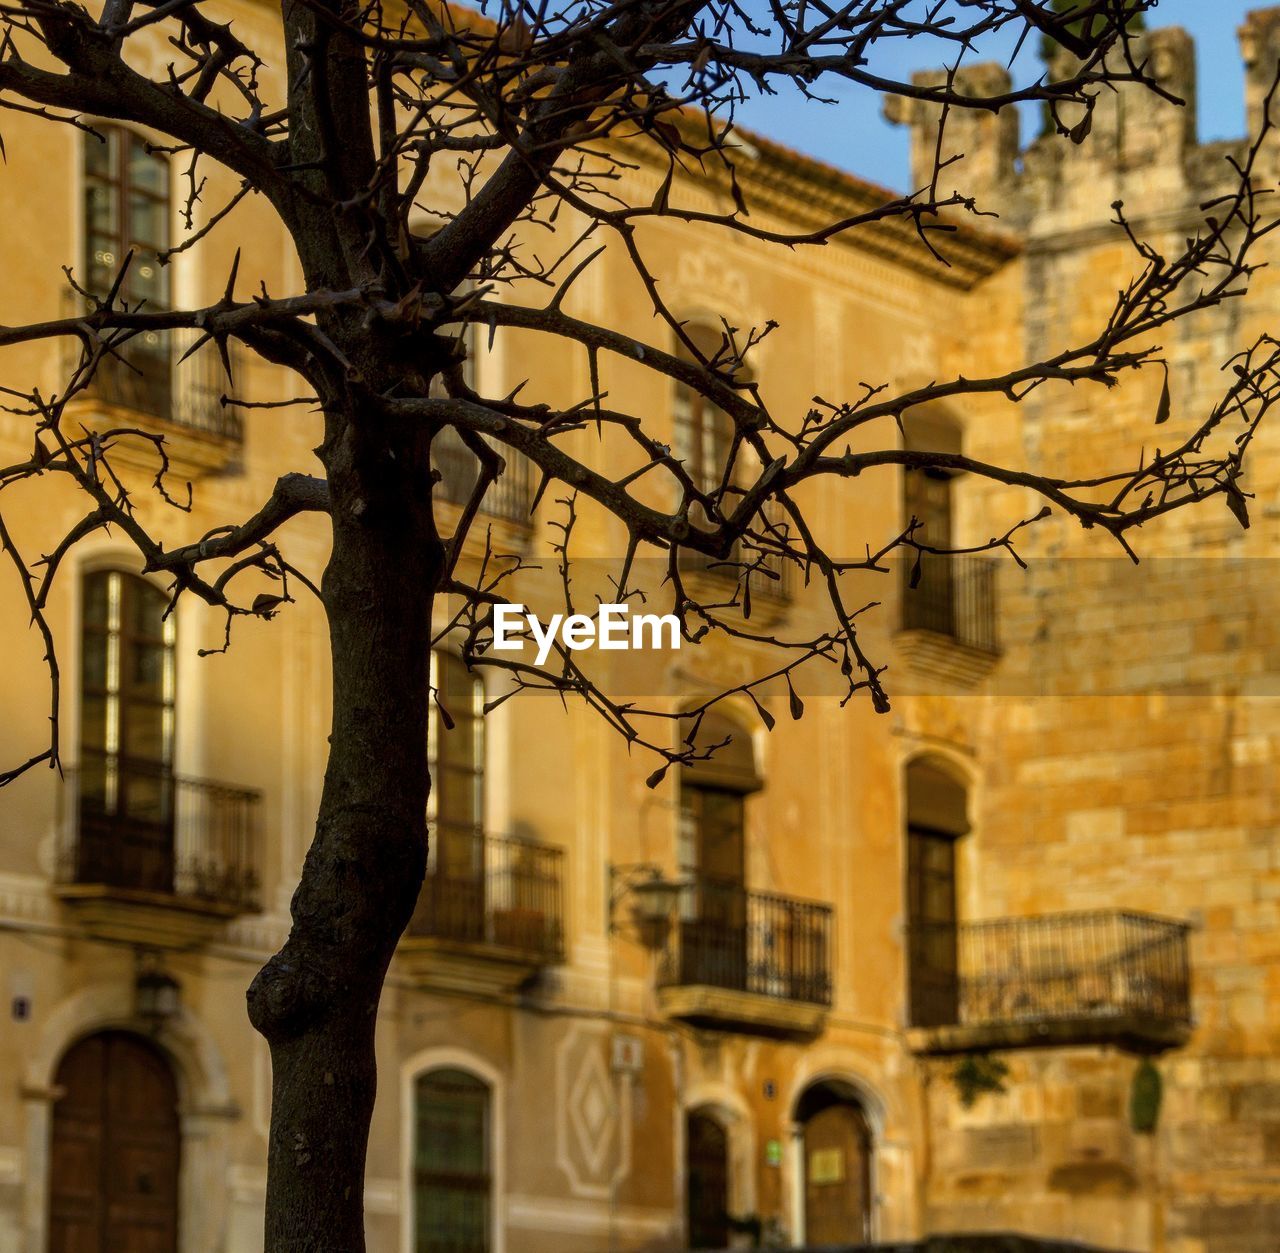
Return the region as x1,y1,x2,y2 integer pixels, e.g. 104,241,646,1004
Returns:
247,404,439,1251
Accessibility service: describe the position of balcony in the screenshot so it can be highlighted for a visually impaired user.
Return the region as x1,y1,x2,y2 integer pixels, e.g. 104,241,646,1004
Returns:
434,430,534,544
400,827,565,993
56,753,262,945
906,910,1193,1055
60,318,245,476
896,554,999,685
656,880,833,1036
677,501,796,613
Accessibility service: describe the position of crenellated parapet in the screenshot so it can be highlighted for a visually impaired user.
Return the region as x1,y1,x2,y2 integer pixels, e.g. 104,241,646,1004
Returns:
883,63,1019,202
1242,6,1280,136
887,9,1280,240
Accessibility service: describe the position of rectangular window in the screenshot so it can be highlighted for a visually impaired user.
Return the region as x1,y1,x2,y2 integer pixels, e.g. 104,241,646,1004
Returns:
82,128,172,419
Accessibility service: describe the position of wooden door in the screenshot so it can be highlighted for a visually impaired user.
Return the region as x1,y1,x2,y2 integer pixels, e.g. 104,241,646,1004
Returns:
49,1032,180,1253
686,1111,730,1249
907,824,960,1026
803,1102,871,1246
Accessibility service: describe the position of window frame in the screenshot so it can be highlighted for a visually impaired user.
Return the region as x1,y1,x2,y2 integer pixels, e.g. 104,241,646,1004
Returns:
80,568,177,781
402,1053,503,1253
83,124,171,310
427,650,486,848
672,323,748,498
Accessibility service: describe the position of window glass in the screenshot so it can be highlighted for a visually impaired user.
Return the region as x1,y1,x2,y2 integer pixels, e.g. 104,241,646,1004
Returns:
414,1069,490,1253
428,651,484,837
83,126,169,308
80,571,175,778
673,324,742,497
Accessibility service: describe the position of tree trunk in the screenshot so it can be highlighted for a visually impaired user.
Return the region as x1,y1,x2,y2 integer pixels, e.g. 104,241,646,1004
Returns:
247,406,440,1251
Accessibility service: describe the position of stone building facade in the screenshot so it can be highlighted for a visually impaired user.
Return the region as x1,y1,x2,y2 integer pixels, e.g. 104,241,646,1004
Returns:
887,11,1280,1252
0,5,1277,1253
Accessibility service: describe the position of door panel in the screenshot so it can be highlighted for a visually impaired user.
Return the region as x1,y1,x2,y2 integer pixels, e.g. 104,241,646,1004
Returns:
803,1102,871,1246
50,1032,180,1253
686,1111,730,1249
907,825,960,1026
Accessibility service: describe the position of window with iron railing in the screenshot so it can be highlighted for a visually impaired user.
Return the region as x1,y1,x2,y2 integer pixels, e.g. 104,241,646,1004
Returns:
426,281,533,525
672,327,794,601
898,410,999,652
413,653,566,961
900,554,999,653
67,569,260,910
76,129,243,442
78,569,175,888
82,127,171,417
408,827,564,961
656,880,833,1007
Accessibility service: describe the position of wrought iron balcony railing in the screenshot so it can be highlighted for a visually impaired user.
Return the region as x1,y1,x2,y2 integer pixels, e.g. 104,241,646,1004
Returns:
58,752,262,912
899,554,998,653
677,500,796,603
60,304,244,443
656,879,833,1006
408,825,565,963
907,909,1192,1052
434,430,534,526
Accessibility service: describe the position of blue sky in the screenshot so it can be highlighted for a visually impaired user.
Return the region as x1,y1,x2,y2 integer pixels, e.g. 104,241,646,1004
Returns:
730,2,1260,190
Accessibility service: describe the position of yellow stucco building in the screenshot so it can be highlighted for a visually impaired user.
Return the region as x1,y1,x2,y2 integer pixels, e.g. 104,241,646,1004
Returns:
0,6,1278,1253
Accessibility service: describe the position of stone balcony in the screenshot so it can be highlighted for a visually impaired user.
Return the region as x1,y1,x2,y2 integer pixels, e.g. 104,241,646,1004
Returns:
906,909,1193,1056
656,879,832,1037
399,827,565,994
60,320,245,478
896,554,1000,687
55,752,262,946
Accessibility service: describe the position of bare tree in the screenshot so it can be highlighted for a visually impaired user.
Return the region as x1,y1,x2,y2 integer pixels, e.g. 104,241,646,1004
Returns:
0,0,1276,1246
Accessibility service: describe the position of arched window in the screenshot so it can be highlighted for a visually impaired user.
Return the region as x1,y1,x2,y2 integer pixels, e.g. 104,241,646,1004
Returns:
420,651,486,941
679,709,759,884
78,570,176,892
677,710,761,990
904,758,969,1028
83,127,172,416
414,1068,492,1253
673,324,743,497
901,408,963,634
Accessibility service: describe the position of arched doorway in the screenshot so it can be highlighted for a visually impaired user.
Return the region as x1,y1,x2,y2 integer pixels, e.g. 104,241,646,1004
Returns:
797,1082,872,1245
49,1031,180,1252
686,1108,730,1249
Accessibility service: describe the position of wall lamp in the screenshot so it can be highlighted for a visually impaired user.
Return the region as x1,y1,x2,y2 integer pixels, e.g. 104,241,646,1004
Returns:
607,863,685,942
134,950,182,1029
